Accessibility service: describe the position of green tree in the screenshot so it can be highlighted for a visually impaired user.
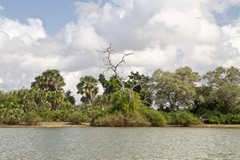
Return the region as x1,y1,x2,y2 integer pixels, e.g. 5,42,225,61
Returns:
192,86,214,114
152,67,200,111
203,66,240,113
64,90,75,105
31,69,65,91
31,69,65,111
98,74,121,94
126,71,152,106
76,76,99,104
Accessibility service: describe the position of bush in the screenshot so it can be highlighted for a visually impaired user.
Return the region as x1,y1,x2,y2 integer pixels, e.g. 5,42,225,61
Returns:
110,90,141,113
139,107,167,126
92,112,125,127
225,114,240,124
24,112,42,125
1,108,24,125
69,113,87,124
37,110,54,121
92,111,150,127
168,110,199,126
201,111,226,124
124,111,151,127
77,104,110,121
51,110,70,122
208,115,222,124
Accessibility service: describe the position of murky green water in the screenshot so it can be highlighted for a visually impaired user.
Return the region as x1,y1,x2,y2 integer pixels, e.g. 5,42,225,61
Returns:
0,127,240,160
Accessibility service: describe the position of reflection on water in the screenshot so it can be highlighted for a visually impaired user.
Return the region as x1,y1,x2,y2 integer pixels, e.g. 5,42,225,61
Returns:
0,127,240,160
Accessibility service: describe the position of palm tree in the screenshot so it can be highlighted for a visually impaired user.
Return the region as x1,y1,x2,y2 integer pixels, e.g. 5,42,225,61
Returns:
31,69,65,110
76,76,99,104
31,69,65,92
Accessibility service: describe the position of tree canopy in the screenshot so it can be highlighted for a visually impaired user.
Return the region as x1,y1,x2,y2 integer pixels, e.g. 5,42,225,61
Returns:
203,66,240,113
31,69,65,92
31,69,65,111
152,67,200,111
1,55,240,126
76,76,99,104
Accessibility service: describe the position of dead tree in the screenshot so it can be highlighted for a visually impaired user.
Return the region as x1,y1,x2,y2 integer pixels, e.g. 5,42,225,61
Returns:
99,44,134,90
98,45,153,108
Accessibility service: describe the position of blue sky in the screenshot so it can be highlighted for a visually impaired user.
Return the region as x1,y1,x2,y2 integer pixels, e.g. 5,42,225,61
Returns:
0,0,77,35
1,0,240,34
215,5,240,26
1,0,240,97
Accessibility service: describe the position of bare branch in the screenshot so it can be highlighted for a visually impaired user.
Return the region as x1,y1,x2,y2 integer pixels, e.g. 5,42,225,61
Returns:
98,44,134,90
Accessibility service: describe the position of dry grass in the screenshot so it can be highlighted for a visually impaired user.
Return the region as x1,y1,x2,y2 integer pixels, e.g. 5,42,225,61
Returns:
0,122,91,128
40,122,90,127
190,124,240,128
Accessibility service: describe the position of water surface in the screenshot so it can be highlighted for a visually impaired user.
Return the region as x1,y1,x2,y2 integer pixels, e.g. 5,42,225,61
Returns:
0,127,240,159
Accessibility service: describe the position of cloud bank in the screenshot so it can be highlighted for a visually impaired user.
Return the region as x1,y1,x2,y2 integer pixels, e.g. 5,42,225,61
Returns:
1,0,240,101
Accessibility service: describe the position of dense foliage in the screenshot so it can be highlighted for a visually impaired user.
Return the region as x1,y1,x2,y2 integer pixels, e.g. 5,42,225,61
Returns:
76,76,99,104
1,66,240,126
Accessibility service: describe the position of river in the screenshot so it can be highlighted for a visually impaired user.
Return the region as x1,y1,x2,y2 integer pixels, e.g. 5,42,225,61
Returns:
0,127,240,160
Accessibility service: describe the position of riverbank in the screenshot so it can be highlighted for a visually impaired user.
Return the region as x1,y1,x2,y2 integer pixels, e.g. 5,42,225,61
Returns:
1,122,240,128
0,122,91,128
190,124,240,128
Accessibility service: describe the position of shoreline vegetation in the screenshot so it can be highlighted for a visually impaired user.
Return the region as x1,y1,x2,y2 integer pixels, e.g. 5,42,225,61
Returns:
1,122,240,128
2,67,240,127
1,50,240,127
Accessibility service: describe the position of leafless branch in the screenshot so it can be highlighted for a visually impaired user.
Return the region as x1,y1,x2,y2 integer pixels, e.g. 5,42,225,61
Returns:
98,44,134,90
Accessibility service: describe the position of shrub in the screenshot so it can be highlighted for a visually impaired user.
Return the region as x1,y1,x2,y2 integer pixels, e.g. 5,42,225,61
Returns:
80,104,110,121
208,115,221,124
51,110,70,122
92,112,125,127
225,114,240,124
58,102,76,111
2,108,24,125
201,111,226,124
24,112,42,125
124,111,151,127
37,110,54,121
69,113,87,124
92,111,150,127
139,107,167,127
110,90,141,113
168,110,199,126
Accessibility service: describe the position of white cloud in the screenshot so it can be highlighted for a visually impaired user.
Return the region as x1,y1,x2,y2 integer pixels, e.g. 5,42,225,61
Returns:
1,0,240,103
0,18,46,42
62,24,107,51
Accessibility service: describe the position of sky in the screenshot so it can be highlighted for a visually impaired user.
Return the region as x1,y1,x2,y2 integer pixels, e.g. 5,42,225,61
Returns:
1,0,240,100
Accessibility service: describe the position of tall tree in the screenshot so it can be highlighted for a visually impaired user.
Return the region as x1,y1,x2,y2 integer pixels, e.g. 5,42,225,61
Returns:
31,69,65,91
99,44,134,89
98,45,142,112
31,69,65,110
152,67,200,111
64,90,76,105
76,76,99,104
203,66,240,113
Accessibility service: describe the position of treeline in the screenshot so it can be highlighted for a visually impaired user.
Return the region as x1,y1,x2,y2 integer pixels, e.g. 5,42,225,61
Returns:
1,66,240,126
